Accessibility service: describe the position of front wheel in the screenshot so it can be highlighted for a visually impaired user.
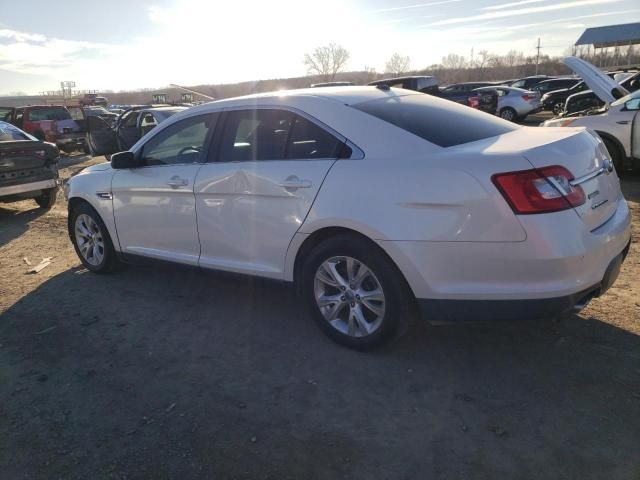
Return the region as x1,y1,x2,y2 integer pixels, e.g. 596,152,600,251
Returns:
552,102,564,115
35,187,58,209
69,202,118,273
301,235,414,350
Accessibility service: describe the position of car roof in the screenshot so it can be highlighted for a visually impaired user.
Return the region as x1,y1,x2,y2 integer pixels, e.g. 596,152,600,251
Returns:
193,86,411,110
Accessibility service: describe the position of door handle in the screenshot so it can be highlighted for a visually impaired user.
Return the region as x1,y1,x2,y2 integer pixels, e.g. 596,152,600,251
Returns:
279,177,312,190
167,176,188,188
616,120,630,125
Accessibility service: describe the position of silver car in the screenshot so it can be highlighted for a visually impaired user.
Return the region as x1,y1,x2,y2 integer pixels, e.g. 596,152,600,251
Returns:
476,86,542,121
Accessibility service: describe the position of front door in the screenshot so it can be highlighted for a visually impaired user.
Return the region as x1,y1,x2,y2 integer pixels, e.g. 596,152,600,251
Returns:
195,108,345,278
117,110,142,150
632,109,640,160
112,113,217,265
87,115,118,156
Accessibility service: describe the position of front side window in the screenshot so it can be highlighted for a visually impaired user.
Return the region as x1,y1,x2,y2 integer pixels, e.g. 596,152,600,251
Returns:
353,93,519,148
0,122,36,141
511,80,525,89
141,114,215,166
218,109,343,162
122,112,139,128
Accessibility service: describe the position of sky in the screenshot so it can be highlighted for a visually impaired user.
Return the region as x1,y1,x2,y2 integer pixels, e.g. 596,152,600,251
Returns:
0,0,639,95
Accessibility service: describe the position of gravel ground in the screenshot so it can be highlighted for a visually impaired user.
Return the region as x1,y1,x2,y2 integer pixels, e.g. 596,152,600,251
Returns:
1,153,639,480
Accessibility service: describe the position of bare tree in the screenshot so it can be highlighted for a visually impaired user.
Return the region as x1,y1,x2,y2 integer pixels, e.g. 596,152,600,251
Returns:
441,53,467,70
476,49,490,79
385,53,411,75
304,43,350,82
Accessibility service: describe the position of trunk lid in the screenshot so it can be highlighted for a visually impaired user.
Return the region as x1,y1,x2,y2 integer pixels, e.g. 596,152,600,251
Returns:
471,127,621,230
0,140,51,186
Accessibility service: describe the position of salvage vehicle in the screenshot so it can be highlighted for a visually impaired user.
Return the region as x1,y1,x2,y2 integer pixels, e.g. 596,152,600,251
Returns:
507,75,554,90
66,86,631,350
531,77,581,96
541,81,590,114
563,72,640,116
542,57,638,171
474,86,541,121
0,121,60,208
368,76,498,114
0,105,85,153
86,105,186,155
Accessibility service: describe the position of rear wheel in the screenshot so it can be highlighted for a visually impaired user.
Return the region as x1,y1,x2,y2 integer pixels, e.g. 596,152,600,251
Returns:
499,107,517,122
69,202,118,273
35,187,58,209
552,101,564,115
301,235,414,350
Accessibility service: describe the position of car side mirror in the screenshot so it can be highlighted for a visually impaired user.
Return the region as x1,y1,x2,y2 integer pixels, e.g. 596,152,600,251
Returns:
111,151,138,169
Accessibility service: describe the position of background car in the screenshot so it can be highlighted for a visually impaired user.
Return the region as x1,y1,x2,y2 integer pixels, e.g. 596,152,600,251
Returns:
541,80,590,114
474,86,541,121
564,72,640,116
0,121,60,208
507,75,554,90
368,76,440,94
0,105,85,153
531,77,581,96
86,105,187,155
67,86,630,350
542,56,638,171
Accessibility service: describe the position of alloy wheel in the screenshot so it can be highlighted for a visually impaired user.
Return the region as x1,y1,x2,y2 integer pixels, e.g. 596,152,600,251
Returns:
314,256,386,338
74,214,105,266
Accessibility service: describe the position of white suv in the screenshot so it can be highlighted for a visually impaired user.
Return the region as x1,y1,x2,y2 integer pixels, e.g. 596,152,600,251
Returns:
66,87,631,349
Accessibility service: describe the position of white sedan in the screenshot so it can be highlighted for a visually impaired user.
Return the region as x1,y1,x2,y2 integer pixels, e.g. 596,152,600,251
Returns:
66,86,631,349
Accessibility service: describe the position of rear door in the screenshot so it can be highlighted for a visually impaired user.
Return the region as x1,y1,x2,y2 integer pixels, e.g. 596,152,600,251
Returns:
632,111,640,160
194,108,343,277
86,116,118,156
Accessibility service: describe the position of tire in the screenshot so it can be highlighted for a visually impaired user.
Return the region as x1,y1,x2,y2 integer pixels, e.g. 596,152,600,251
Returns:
499,107,517,122
69,202,118,273
552,102,564,115
35,186,58,209
602,137,624,172
300,234,415,350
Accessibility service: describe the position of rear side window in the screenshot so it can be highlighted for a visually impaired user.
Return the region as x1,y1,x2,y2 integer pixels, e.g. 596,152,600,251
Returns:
287,116,341,159
352,94,519,147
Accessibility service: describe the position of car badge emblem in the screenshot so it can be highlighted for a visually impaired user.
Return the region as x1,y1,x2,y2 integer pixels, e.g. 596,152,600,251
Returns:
602,158,614,174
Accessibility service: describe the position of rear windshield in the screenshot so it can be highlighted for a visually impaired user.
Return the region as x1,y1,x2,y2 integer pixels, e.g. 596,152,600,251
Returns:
352,94,518,147
0,122,36,142
28,107,71,121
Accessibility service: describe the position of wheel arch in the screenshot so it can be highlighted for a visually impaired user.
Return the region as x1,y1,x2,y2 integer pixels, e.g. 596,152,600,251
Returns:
595,130,627,170
67,194,121,251
290,226,417,305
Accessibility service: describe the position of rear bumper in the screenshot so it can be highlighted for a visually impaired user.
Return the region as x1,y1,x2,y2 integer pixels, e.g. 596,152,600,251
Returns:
380,197,632,314
0,178,57,198
417,239,630,321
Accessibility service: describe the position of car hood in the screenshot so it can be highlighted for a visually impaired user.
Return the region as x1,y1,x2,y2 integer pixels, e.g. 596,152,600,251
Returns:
563,56,629,103
82,161,112,173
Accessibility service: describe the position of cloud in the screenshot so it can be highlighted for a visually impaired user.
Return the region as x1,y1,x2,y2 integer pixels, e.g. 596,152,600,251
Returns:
428,0,621,26
482,0,547,11
0,29,46,43
369,0,460,13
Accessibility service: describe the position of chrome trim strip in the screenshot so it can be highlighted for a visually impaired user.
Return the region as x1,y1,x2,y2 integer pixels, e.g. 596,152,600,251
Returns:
0,178,56,196
570,166,606,187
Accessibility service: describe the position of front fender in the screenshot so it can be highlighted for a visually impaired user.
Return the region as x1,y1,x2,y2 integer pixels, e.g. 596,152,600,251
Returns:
66,168,120,251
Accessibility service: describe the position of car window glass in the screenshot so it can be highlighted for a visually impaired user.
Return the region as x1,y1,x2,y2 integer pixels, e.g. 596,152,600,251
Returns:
286,115,341,159
122,112,139,128
141,114,215,166
353,93,519,148
141,113,157,127
0,122,36,141
512,80,525,88
27,107,71,121
219,109,294,162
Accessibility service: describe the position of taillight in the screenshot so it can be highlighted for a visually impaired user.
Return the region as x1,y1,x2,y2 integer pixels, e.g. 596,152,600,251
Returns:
468,96,479,108
492,165,585,214
522,94,535,101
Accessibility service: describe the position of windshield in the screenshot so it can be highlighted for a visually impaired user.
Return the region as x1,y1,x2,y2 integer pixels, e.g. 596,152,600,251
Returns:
153,108,187,122
28,107,71,121
85,106,112,115
611,88,640,107
352,93,518,147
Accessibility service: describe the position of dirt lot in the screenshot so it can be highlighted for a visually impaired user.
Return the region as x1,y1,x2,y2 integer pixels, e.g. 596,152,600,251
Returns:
1,154,639,480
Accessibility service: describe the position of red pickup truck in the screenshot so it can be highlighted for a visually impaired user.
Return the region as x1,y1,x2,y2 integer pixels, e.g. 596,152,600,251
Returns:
0,105,86,153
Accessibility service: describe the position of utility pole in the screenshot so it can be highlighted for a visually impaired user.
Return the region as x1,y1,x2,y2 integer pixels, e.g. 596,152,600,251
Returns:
535,38,542,75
